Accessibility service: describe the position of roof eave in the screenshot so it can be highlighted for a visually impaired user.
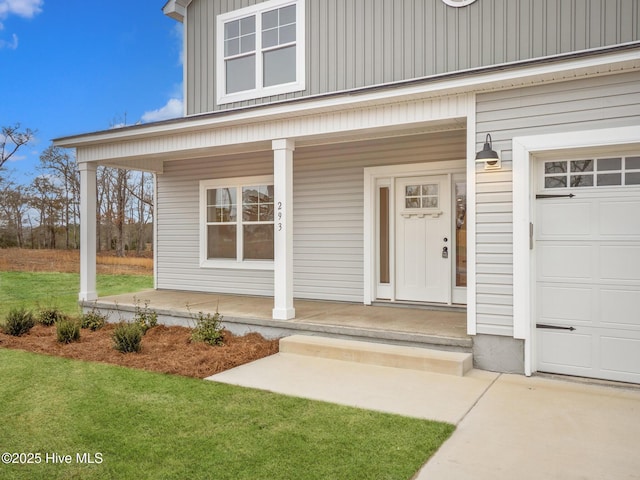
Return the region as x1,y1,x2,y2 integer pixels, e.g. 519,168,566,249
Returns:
53,42,640,149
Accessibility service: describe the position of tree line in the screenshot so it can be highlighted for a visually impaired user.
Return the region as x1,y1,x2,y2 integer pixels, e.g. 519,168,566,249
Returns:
0,124,153,255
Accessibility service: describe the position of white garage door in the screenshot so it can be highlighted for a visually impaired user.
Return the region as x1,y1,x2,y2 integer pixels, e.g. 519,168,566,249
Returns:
536,156,640,384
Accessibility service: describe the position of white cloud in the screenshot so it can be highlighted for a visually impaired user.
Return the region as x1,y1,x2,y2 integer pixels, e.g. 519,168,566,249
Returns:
0,32,17,48
172,22,184,66
0,0,43,48
141,98,184,123
0,0,43,24
7,153,26,163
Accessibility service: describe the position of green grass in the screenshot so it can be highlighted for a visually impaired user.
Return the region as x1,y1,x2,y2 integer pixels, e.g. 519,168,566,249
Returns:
0,349,454,480
0,272,153,318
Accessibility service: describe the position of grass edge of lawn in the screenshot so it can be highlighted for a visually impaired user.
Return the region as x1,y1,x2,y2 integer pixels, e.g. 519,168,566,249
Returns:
0,271,153,318
0,348,455,480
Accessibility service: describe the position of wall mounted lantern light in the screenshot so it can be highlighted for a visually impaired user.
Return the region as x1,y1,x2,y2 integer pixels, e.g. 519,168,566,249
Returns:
475,133,501,170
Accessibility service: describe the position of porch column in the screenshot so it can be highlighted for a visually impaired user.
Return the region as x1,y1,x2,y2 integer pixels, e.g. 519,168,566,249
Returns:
78,161,98,302
272,138,295,320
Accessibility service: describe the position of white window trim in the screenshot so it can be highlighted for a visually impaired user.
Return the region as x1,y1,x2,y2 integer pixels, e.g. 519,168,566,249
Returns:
216,0,306,105
200,175,275,270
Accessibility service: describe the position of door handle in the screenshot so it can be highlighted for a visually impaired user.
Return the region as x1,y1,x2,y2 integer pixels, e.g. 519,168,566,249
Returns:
536,323,576,331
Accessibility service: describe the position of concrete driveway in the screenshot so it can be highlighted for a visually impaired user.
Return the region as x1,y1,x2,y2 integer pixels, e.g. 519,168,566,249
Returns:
416,374,640,480
209,353,640,480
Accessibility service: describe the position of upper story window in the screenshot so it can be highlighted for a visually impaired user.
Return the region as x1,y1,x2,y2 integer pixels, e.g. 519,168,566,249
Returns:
216,0,305,105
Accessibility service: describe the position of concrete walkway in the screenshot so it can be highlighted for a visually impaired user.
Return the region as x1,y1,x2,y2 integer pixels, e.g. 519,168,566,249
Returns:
209,353,640,480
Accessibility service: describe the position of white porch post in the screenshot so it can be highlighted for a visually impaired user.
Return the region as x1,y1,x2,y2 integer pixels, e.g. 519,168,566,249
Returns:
272,138,295,320
78,162,98,302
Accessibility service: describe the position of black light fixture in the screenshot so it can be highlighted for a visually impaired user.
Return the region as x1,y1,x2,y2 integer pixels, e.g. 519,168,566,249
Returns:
475,133,501,169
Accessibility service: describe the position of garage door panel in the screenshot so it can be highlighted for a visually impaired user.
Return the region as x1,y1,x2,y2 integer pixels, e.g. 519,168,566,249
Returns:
600,288,640,328
538,330,592,370
538,244,593,280
601,334,640,379
538,202,592,237
538,285,593,323
599,200,640,237
599,245,640,281
538,328,640,382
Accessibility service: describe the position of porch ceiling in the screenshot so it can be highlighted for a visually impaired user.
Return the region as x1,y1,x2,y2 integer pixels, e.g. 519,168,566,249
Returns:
67,100,470,172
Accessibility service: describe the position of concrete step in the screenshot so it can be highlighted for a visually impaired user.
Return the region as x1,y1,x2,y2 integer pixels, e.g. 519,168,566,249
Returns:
279,335,473,376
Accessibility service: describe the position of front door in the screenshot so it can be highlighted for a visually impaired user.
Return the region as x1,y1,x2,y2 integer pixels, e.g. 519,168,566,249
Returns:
395,175,450,303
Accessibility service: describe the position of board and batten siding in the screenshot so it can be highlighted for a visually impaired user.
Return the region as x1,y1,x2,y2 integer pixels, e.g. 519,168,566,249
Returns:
474,70,640,336
185,0,640,115
156,130,466,301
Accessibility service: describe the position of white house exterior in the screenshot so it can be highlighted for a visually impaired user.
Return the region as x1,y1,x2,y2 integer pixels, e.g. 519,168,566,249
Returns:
56,0,640,383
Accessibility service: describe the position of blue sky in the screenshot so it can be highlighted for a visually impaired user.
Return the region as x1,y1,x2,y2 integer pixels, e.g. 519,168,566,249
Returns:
1,0,183,182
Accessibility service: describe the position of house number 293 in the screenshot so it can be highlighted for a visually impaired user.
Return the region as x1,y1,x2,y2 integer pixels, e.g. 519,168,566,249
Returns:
277,202,283,231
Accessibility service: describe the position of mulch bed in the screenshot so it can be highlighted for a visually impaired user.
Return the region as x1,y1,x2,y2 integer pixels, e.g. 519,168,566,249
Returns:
0,324,279,379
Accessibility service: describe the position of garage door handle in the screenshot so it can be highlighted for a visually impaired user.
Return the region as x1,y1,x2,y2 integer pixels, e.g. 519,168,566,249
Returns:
536,323,576,331
535,194,575,199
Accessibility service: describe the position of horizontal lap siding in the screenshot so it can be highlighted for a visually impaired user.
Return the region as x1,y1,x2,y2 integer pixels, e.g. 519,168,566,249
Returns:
475,70,640,336
293,130,466,301
156,130,466,300
156,152,274,295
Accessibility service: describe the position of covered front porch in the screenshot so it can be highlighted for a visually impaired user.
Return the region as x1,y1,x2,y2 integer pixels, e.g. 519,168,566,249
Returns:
87,289,471,352
58,88,478,323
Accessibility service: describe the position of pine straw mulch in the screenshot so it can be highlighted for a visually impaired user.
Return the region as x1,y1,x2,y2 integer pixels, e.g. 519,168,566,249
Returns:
0,248,279,378
0,324,279,379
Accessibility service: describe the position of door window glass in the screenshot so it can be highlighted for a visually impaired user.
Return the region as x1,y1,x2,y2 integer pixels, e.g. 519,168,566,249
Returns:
379,187,390,284
455,180,467,287
405,184,439,209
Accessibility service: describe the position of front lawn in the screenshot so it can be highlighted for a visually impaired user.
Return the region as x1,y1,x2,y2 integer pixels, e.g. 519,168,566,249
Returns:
0,271,153,317
0,349,454,480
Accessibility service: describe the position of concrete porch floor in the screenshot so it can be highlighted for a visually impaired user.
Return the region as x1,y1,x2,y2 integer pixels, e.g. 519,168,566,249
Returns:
90,289,471,351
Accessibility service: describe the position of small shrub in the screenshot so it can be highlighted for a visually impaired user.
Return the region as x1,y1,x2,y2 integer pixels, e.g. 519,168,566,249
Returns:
2,308,35,336
81,308,108,331
112,322,142,353
133,298,158,334
190,310,224,346
56,319,81,344
37,307,67,326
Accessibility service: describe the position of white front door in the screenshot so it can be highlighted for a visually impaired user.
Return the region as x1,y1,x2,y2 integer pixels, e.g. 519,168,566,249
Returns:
395,175,450,303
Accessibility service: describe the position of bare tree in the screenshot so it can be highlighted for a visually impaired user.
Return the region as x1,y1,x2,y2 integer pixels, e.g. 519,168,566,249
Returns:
0,175,30,247
38,146,80,248
96,166,132,255
113,168,130,257
127,171,154,254
1,124,35,170
29,176,63,249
